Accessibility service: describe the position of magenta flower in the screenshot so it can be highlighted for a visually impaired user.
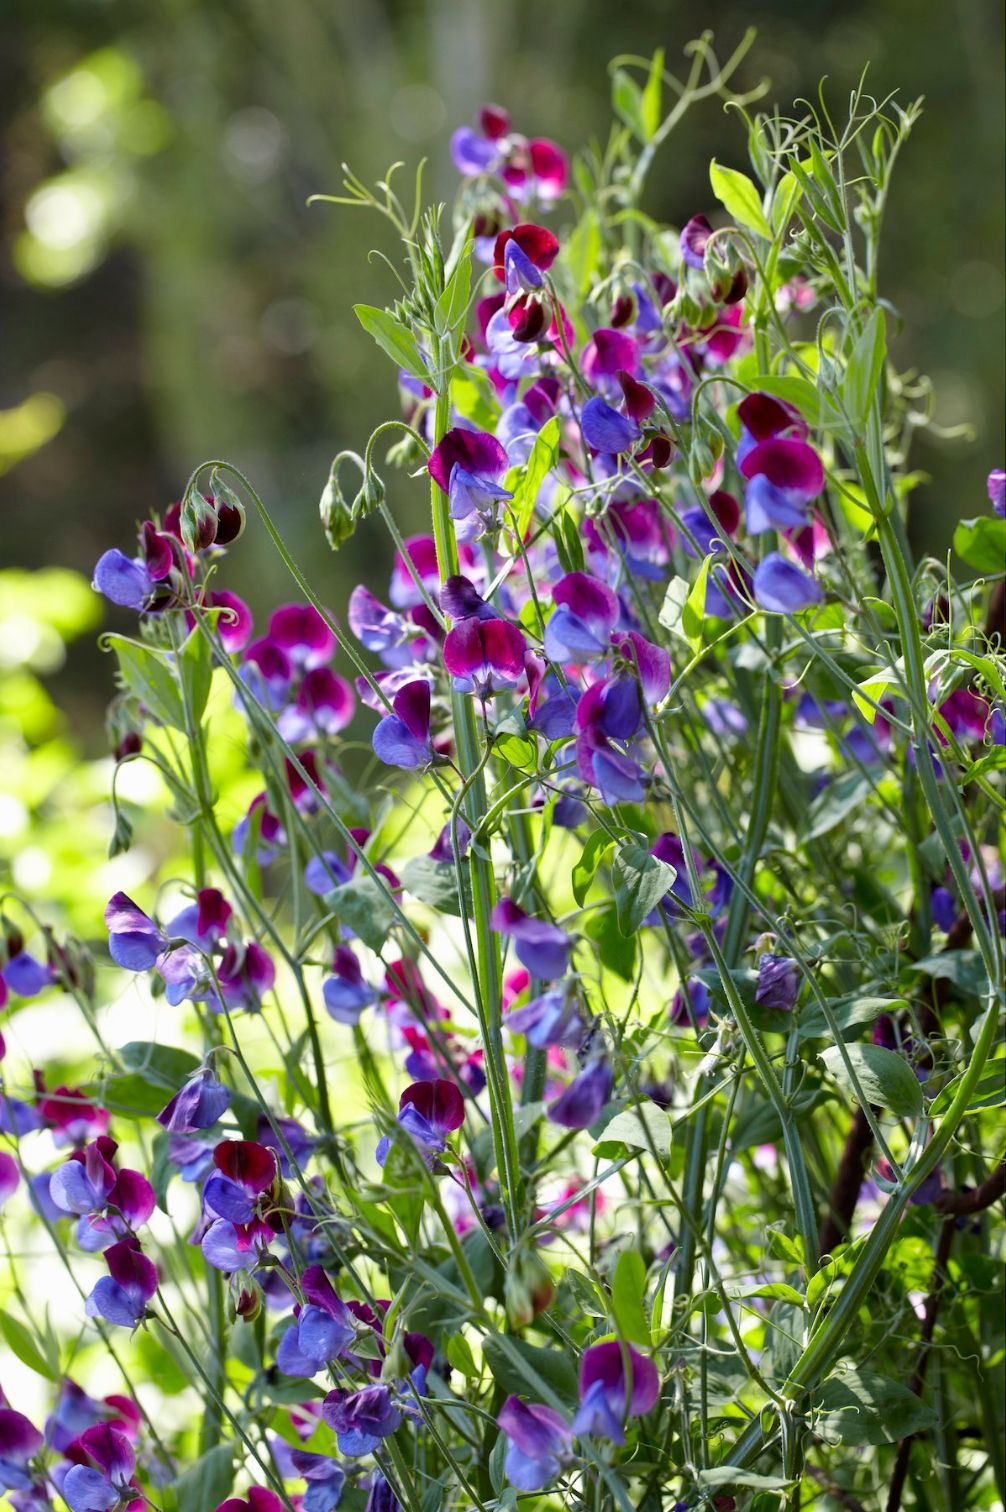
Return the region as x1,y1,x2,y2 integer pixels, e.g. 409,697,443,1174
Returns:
242,635,294,708
38,1086,109,1148
204,1139,276,1224
323,1384,402,1457
0,1408,43,1493
506,981,585,1048
740,410,824,533
208,588,254,653
212,939,276,1012
85,1238,158,1328
491,898,572,980
104,893,166,972
443,616,527,698
389,534,445,609
276,1264,355,1377
372,680,433,769
547,1059,613,1129
613,629,670,706
278,667,356,741
322,944,376,1025
544,572,619,663
492,223,560,290
375,1078,465,1167
216,1490,284,1512
0,1152,18,1211
572,1340,660,1442
680,213,714,269
497,1396,572,1491
582,327,641,389
428,427,512,540
157,1067,231,1133
268,603,337,668
753,553,824,613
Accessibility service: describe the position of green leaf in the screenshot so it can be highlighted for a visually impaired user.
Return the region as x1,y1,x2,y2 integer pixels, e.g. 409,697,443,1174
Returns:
612,1250,650,1345
513,416,560,537
770,170,803,234
908,949,988,998
797,995,904,1041
565,210,602,296
727,1282,805,1307
698,1468,794,1491
118,1041,201,1089
682,556,711,649
658,574,690,641
105,633,185,730
641,49,664,138
584,904,637,982
0,1312,59,1381
612,844,675,936
481,1333,579,1412
593,1101,672,1159
103,1072,176,1119
400,856,472,918
820,1043,924,1119
709,160,772,238
179,621,212,724
171,1445,234,1509
812,1367,937,1446
446,1332,480,1378
354,304,427,383
325,874,396,953
843,308,886,433
572,831,616,907
953,515,1006,574
611,69,646,140
928,1059,1005,1118
433,240,472,340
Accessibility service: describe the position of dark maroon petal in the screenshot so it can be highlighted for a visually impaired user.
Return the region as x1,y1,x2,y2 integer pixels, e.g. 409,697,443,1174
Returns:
492,223,561,283
439,575,491,621
479,103,510,140
213,1139,276,1193
680,213,713,270
428,428,509,494
481,619,527,678
443,617,484,677
582,328,640,383
105,1238,158,1300
709,490,741,535
391,680,431,742
0,1408,43,1460
737,391,807,443
579,1339,660,1417
141,521,175,581
80,1422,136,1481
400,1078,465,1134
243,636,293,689
740,437,824,499
617,370,656,423
507,294,548,342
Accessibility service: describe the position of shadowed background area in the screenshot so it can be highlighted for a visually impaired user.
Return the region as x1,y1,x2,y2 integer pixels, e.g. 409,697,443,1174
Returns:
2,0,1004,747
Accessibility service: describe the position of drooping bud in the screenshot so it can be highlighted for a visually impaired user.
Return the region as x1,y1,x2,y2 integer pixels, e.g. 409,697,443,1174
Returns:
180,490,218,553
504,1245,555,1329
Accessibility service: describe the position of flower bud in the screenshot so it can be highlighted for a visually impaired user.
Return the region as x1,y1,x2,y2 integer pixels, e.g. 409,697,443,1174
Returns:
504,1246,555,1329
180,491,218,553
114,731,143,762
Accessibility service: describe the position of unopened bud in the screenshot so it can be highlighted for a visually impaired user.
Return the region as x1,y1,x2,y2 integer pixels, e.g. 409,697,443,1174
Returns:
180,491,217,553
504,1246,555,1329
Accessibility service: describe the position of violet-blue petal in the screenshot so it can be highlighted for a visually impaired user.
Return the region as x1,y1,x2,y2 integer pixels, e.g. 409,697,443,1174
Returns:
92,550,153,610
753,553,823,614
547,1060,613,1129
580,398,640,455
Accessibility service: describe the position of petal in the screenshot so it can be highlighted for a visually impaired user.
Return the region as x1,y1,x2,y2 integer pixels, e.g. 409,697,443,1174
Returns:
428,429,509,494
679,213,713,269
582,328,640,382
740,437,824,499
62,1464,118,1511
91,550,152,610
580,397,640,455
547,1061,612,1129
399,1078,465,1134
753,553,824,614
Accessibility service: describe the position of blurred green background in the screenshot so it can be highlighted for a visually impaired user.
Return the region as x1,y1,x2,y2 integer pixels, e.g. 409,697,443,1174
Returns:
2,0,1004,751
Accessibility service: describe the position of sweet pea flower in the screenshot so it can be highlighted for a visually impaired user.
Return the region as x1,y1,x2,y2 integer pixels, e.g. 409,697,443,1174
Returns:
753,553,824,613
443,616,527,698
1,949,53,999
491,898,572,980
322,944,376,1025
740,401,824,532
289,1450,346,1512
580,396,640,455
276,1264,355,1377
62,1425,143,1512
104,893,166,971
544,572,619,663
322,1384,402,1457
200,1217,274,1274
680,213,714,269
389,533,458,609
278,667,356,742
584,497,673,582
375,1078,465,1167
91,549,155,611
755,953,800,1011
365,1472,401,1512
268,603,337,668
506,980,586,1048
497,1396,572,1491
988,468,1006,517
547,1059,613,1129
211,940,276,1013
85,1238,158,1328
0,1152,19,1211
216,1489,284,1512
0,1409,42,1493
428,427,513,539
575,676,646,806
241,636,294,708
492,224,560,292
203,1140,277,1224
38,1087,110,1148
572,1340,660,1443
157,1067,231,1133
372,680,434,769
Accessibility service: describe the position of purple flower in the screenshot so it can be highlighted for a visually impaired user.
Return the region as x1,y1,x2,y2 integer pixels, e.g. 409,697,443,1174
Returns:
203,1139,276,1224
741,436,824,534
580,397,640,455
491,898,572,980
451,125,501,176
613,630,670,706
0,1153,19,1211
497,1396,572,1491
104,893,166,971
268,603,337,668
987,468,1005,517
258,1114,316,1177
575,677,646,805
571,1340,660,1443
322,1384,402,1457
547,1059,613,1129
0,1409,42,1492
753,553,824,614
428,428,512,539
439,574,494,621
544,572,619,663
290,1450,346,1512
322,944,375,1025
376,1078,465,1167
276,1265,355,1378
492,224,561,287
304,850,350,896
365,1472,401,1512
754,953,800,1011
443,617,527,698
506,982,585,1048
157,1067,231,1133
85,1238,158,1328
372,680,433,769
278,668,356,742
92,549,154,610
2,951,53,998
680,213,713,269
62,1425,139,1512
